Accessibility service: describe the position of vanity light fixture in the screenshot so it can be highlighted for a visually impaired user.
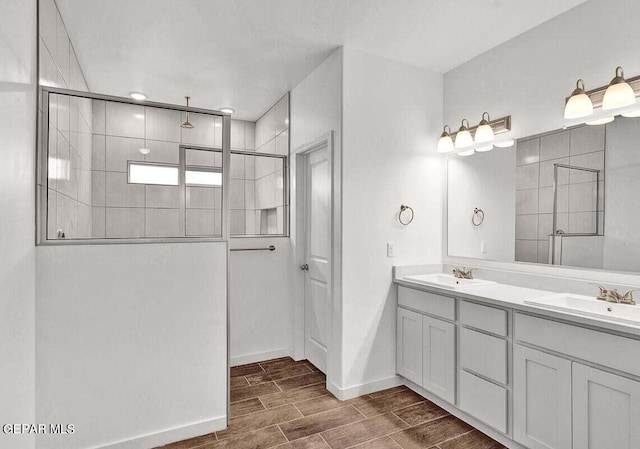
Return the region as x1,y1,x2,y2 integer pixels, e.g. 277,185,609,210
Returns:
220,107,234,114
439,115,512,155
454,119,473,149
180,96,195,129
474,112,495,144
602,66,636,110
564,79,593,119
130,92,147,101
437,125,455,153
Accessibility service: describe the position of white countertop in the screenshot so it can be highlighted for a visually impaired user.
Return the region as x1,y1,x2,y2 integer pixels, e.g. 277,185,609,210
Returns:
394,276,640,338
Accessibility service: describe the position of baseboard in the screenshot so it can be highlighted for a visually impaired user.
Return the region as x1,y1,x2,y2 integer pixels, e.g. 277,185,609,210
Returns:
328,375,403,400
403,380,527,449
93,416,226,449
230,348,291,367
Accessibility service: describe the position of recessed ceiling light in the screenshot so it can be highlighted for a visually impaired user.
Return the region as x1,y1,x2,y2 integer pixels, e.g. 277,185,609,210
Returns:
220,107,234,114
130,92,147,101
138,148,151,155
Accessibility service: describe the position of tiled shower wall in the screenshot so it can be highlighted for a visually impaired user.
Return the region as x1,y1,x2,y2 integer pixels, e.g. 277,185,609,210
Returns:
90,103,257,238
254,94,289,234
39,0,93,238
515,125,605,264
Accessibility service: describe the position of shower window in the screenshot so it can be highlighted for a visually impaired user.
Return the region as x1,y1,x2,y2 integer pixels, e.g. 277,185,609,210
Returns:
37,88,230,243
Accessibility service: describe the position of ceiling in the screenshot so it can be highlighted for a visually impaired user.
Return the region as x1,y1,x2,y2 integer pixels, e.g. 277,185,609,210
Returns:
57,0,587,121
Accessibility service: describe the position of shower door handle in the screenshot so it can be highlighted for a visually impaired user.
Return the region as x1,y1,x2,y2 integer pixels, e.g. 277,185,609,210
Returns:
300,264,309,271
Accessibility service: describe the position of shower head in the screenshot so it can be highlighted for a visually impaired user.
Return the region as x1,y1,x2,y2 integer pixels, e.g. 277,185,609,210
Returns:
180,96,195,129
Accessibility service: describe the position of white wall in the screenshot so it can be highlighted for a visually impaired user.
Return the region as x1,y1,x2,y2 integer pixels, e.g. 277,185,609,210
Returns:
444,0,640,140
447,149,515,261
0,1,36,448
340,48,443,394
35,243,227,449
290,47,343,384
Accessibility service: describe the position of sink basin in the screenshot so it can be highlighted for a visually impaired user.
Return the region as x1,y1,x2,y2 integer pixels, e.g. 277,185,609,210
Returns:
525,293,640,326
402,273,495,290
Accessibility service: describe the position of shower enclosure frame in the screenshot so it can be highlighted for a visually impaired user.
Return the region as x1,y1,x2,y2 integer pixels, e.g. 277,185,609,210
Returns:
36,86,232,246
550,162,602,265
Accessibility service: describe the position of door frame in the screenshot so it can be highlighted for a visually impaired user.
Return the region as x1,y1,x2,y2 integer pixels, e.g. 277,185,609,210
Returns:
293,131,342,396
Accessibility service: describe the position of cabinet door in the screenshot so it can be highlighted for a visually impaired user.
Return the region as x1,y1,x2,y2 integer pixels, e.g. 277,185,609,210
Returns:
573,363,640,449
397,308,422,385
513,345,572,449
422,315,455,403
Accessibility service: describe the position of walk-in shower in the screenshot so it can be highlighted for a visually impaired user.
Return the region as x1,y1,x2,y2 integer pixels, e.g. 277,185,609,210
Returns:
37,87,288,244
549,163,603,265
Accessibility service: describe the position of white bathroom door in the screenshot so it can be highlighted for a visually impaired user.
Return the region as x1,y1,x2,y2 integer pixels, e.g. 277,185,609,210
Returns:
302,144,331,374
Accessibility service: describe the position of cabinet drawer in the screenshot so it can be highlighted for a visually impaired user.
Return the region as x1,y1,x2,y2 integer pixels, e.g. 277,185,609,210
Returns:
515,313,640,377
398,286,455,321
459,370,508,434
460,328,508,384
460,300,508,336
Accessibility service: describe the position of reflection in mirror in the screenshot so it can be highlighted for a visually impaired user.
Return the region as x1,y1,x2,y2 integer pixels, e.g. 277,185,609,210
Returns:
448,117,640,273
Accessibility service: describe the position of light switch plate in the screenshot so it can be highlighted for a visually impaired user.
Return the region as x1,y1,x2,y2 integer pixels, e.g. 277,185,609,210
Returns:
387,242,395,257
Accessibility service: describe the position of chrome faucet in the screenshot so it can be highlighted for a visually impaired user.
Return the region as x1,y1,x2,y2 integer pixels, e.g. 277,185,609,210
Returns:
453,267,474,280
595,285,637,305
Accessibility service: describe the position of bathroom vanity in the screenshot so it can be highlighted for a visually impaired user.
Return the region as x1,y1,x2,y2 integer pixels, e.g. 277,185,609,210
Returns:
394,272,640,449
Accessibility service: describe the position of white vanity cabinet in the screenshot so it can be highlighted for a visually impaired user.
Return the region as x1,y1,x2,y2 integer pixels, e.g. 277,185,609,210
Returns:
514,312,640,449
397,286,456,403
422,315,455,403
396,282,640,449
513,345,572,449
396,307,422,385
572,363,640,449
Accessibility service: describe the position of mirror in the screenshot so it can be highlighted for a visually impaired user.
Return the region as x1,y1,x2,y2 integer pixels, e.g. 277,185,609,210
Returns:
448,117,640,273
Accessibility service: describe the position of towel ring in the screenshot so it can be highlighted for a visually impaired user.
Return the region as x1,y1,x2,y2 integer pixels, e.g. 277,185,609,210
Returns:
472,208,484,226
399,205,414,226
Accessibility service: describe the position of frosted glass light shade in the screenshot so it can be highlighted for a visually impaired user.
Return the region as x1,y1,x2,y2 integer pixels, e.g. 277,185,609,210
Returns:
474,112,494,143
603,67,636,110
603,82,636,110
564,93,593,119
475,145,494,152
455,119,473,149
474,123,494,143
437,125,454,153
455,130,473,149
564,79,593,119
437,135,454,153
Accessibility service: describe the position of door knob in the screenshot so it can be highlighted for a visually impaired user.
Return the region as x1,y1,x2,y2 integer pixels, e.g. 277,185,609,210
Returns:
300,264,309,271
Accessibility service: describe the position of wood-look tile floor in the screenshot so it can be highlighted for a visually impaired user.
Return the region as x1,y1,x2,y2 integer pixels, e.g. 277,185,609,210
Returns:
157,357,506,449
